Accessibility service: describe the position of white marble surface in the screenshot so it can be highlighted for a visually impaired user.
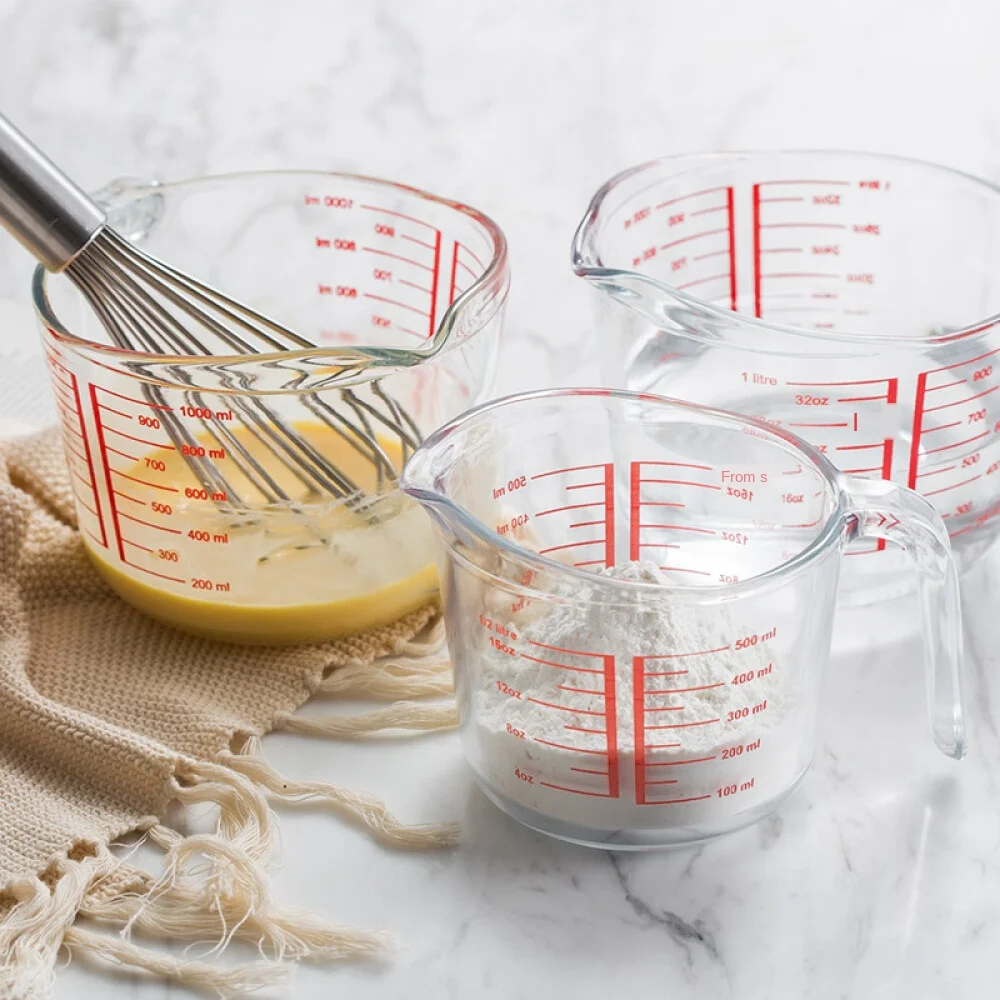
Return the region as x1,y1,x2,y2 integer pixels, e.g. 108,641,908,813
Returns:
3,0,1000,997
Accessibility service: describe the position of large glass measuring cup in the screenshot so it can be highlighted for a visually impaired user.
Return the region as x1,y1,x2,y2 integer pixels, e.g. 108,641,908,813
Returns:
572,152,1000,600
401,388,965,848
34,171,508,643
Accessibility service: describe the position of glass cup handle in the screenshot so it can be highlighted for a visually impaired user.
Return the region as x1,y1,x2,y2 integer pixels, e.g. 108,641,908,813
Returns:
841,476,966,759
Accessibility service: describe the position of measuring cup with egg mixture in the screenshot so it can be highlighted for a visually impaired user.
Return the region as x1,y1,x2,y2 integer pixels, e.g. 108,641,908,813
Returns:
33,172,509,643
401,388,965,849
573,152,1000,605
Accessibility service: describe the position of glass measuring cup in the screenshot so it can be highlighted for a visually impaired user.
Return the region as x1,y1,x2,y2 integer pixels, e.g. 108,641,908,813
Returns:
572,152,1000,601
34,171,509,643
400,388,965,848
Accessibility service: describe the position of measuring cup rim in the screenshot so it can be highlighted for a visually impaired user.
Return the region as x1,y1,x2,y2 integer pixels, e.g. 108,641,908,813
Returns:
401,386,849,602
31,169,510,382
571,148,1000,349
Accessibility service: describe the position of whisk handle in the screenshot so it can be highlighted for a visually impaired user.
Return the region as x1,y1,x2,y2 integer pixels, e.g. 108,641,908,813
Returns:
0,113,106,271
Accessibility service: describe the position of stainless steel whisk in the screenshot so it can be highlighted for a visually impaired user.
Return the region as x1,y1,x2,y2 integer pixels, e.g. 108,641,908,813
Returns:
0,113,421,511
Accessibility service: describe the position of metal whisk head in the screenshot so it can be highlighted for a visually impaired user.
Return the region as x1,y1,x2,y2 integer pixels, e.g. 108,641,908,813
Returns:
0,114,421,512
67,227,421,509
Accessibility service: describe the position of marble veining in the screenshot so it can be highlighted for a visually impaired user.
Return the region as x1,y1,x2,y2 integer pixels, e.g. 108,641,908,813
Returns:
1,0,1000,996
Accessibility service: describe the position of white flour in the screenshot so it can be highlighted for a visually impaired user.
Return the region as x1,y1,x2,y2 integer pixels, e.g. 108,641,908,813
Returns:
469,561,810,836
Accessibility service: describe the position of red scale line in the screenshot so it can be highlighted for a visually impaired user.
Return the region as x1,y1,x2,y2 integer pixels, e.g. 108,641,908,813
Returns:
532,463,607,480
526,697,604,717
923,385,999,413
924,474,982,498
519,654,602,676
118,512,183,535
362,246,433,272
533,739,606,756
656,186,729,208
428,229,442,340
660,227,729,252
363,293,430,317
400,233,436,251
360,204,436,231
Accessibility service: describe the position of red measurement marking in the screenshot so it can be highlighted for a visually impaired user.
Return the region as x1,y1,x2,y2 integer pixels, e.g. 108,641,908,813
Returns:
758,197,805,204
645,794,713,806
124,539,153,553
602,654,619,798
113,471,179,492
760,223,847,231
648,718,721,730
76,497,100,520
690,205,727,217
655,186,728,209
881,439,894,482
757,179,850,186
909,373,928,490
570,767,608,776
528,639,606,658
924,431,989,455
449,241,459,303
531,463,605,480
456,258,478,279
646,755,718,767
400,233,437,251
558,684,604,696
924,386,999,413
64,441,90,466
428,230,442,340
98,405,133,420
633,657,647,804
362,293,431,317
676,272,731,291
760,272,840,280
537,501,604,517
645,460,713,471
643,478,722,490
645,705,685,714
752,183,762,317
362,246,434,272
574,559,608,567
113,490,145,505
924,474,982,498
567,481,605,491
398,278,432,293
124,560,185,584
538,539,605,555
760,247,804,255
649,683,726,695
658,565,713,576
602,463,616,569
645,646,730,660
97,387,173,411
106,427,175,450
538,783,612,798
916,465,956,479
629,461,641,560
639,523,715,534
569,518,604,529
533,739,606,756
519,654,602,675
118,512,183,535
661,227,729,252
106,446,138,462
787,421,849,428
926,380,966,392
923,346,1000,375
91,384,123,560
360,204,436,230
458,242,486,269
527,697,605,717
646,779,680,787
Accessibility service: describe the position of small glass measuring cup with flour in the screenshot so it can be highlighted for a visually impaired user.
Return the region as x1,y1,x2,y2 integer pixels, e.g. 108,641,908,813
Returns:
401,388,966,849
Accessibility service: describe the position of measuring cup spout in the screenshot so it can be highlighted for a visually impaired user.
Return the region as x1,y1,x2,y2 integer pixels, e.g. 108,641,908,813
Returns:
840,476,967,759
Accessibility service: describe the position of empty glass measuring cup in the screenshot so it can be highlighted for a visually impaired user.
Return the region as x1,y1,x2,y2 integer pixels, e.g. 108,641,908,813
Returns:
34,171,508,643
573,152,1000,601
401,388,965,848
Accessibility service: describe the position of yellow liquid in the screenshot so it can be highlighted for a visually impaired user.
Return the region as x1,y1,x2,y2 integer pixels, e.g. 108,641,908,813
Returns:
85,422,438,645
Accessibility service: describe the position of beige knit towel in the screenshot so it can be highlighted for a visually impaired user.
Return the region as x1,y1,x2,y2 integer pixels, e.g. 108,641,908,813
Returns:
0,429,460,999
